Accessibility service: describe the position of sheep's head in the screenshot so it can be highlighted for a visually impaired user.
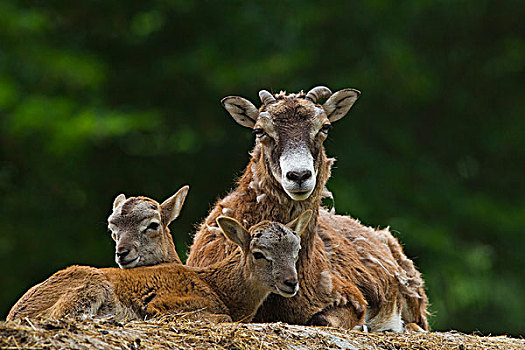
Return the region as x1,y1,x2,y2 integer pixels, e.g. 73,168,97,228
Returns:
107,185,189,268
216,210,312,297
222,86,359,201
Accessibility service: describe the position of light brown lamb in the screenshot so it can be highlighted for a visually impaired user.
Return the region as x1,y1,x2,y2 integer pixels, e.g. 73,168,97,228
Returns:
186,86,428,331
7,211,310,323
108,185,189,268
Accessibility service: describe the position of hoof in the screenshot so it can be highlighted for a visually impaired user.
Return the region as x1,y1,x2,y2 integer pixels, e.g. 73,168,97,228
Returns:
353,324,369,332
307,313,329,327
405,322,426,333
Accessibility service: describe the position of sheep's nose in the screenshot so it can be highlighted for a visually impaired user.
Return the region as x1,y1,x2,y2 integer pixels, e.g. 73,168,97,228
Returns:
286,170,312,184
116,249,130,259
284,279,298,290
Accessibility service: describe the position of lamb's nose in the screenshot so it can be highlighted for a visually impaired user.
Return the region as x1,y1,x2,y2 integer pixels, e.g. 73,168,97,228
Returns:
284,279,298,290
116,249,130,259
286,170,312,184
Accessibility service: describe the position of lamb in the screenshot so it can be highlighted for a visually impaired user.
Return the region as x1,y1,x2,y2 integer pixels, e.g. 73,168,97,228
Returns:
108,185,189,268
186,86,428,331
7,210,310,323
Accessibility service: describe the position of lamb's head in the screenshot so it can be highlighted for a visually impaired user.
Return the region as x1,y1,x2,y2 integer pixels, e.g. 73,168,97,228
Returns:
216,210,312,297
222,86,359,201
107,185,189,268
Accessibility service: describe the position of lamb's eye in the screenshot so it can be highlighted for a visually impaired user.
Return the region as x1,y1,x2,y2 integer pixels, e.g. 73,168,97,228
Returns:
252,252,266,260
147,222,159,231
252,128,265,137
320,124,332,134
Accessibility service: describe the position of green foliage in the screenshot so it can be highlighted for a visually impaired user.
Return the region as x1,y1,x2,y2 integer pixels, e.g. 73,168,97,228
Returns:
0,0,523,336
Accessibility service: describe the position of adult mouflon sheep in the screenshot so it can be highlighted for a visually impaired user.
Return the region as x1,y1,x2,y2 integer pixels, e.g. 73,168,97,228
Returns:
186,86,428,331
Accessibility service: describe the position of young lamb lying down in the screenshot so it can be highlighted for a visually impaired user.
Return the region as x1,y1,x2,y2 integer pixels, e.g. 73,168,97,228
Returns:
8,209,312,323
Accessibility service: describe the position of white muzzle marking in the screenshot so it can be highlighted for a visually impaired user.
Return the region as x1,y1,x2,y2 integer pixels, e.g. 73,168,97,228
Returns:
279,147,316,201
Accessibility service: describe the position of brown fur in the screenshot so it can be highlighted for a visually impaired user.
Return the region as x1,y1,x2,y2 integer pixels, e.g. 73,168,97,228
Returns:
188,90,367,328
7,217,304,323
108,186,189,268
187,87,428,331
188,148,366,328
318,210,428,331
7,264,227,322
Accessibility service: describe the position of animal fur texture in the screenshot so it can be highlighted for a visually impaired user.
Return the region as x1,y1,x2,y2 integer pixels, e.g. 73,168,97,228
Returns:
186,87,428,331
108,186,189,268
7,213,309,323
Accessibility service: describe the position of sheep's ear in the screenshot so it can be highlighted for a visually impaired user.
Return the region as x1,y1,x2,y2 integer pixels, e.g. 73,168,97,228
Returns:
216,216,250,251
113,194,126,210
221,96,258,128
286,210,313,237
323,88,360,123
160,185,189,226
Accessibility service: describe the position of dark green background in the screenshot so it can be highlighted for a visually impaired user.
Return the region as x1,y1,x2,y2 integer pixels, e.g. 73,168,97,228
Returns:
1,0,523,336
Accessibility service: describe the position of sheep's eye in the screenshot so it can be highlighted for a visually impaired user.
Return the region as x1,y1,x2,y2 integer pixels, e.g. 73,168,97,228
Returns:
147,222,160,231
320,124,332,134
252,252,266,260
108,229,117,240
252,128,265,137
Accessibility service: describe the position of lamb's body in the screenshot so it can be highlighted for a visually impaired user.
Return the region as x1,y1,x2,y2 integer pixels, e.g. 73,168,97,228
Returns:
7,266,123,321
187,87,428,331
8,215,304,323
7,264,227,321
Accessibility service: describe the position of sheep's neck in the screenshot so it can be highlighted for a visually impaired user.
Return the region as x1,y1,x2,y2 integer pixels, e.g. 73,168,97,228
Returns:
232,144,332,249
188,143,333,266
161,227,182,264
196,253,267,322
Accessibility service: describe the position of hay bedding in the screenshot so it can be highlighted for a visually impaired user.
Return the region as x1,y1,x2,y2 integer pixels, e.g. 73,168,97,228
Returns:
0,316,523,350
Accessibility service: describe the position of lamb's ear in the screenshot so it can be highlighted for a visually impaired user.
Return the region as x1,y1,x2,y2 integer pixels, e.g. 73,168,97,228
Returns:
216,216,250,252
322,88,360,123
287,209,313,237
113,194,126,210
221,96,258,128
160,185,189,226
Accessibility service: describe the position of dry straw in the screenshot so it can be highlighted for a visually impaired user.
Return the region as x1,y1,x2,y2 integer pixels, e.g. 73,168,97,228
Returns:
1,315,523,350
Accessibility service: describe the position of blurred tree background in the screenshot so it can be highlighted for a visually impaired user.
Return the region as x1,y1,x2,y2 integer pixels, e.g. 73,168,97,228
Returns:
1,0,523,336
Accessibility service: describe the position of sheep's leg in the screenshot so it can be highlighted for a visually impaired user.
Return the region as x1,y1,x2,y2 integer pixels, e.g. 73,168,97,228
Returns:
404,322,426,332
48,282,114,319
308,276,367,329
361,285,427,332
353,324,369,332
400,289,429,331
198,312,232,323
308,305,363,329
9,267,114,321
384,232,429,331
145,294,227,320
359,286,410,332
